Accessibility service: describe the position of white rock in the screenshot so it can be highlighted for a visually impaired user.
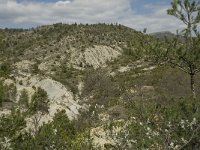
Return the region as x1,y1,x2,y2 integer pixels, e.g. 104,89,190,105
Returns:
70,45,121,69
142,66,156,71
15,76,81,130
118,66,130,73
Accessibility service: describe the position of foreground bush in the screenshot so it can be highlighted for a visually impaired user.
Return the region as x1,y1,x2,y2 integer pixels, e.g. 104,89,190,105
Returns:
106,97,200,149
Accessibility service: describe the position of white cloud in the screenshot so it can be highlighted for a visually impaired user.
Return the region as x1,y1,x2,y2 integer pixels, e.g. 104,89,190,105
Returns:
56,1,71,6
0,0,186,33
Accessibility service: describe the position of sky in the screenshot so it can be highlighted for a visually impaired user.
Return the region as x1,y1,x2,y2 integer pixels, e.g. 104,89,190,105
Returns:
0,0,185,33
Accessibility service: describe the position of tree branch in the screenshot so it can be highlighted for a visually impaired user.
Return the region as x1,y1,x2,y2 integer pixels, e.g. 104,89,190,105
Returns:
168,60,190,74
178,124,200,150
194,68,200,74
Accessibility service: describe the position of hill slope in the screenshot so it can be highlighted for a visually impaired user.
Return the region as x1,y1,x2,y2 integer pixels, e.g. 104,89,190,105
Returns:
0,24,200,149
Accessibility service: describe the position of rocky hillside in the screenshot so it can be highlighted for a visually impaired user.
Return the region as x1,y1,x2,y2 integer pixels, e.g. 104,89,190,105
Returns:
0,24,200,149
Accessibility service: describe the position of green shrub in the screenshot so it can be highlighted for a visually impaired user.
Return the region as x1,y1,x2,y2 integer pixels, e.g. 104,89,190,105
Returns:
107,97,200,149
12,110,91,150
0,81,4,107
0,108,26,140
0,82,16,107
18,89,29,108
0,62,11,77
29,87,49,114
82,69,119,106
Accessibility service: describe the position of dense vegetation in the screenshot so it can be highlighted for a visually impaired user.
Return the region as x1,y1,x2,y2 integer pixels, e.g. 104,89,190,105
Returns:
0,0,200,149
1,23,144,62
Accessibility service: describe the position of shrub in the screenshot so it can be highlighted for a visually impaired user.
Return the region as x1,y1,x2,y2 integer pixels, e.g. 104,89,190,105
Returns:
29,87,49,114
0,62,11,77
82,69,119,106
107,97,200,149
18,89,29,108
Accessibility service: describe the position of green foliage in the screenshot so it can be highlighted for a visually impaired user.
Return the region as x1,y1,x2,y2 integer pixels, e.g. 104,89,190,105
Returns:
0,81,16,107
4,83,17,102
18,89,29,108
0,81,4,107
123,33,153,60
1,8,200,150
29,87,49,114
82,69,119,106
0,62,11,78
32,63,39,74
12,110,90,150
2,24,144,62
166,0,200,98
0,31,4,58
53,64,83,94
52,110,76,140
140,0,200,98
0,31,3,51
167,0,200,26
0,108,26,141
107,97,200,149
166,0,200,66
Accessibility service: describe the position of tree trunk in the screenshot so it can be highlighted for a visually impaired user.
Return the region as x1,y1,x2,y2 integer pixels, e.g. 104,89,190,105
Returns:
190,73,196,99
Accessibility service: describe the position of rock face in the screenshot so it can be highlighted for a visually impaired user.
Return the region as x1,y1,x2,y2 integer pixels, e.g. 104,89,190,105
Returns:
17,76,80,116
28,77,81,119
70,45,121,69
1,44,122,131
1,75,81,130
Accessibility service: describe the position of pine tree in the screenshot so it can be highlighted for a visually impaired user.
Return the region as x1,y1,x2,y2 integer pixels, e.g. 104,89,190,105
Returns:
166,0,200,98
19,89,29,108
143,0,200,99
29,87,49,114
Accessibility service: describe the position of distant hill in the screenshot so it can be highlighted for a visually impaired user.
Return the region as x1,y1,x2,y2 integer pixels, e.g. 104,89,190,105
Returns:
150,31,176,39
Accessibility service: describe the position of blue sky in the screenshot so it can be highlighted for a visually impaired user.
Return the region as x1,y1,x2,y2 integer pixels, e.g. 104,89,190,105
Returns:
131,0,170,13
1,0,184,32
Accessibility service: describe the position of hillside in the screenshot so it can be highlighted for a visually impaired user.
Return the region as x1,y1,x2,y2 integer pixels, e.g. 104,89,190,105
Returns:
150,31,176,39
0,24,200,149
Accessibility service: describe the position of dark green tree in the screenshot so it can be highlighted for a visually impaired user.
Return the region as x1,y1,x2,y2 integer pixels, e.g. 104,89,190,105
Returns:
0,31,3,54
0,81,4,107
13,110,77,150
0,108,26,142
165,0,200,99
29,87,49,114
142,0,200,99
0,62,11,77
19,89,29,108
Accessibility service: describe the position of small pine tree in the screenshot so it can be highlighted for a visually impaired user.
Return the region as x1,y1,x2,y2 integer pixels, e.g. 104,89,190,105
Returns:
142,0,200,99
19,89,29,108
0,81,4,107
0,62,11,77
166,0,200,98
29,87,49,114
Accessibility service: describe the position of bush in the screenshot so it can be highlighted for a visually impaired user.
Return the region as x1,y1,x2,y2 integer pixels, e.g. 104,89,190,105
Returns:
0,81,4,107
12,110,91,150
0,108,26,142
82,69,119,106
107,97,200,149
0,62,11,77
18,89,29,108
0,82,16,107
29,87,49,114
